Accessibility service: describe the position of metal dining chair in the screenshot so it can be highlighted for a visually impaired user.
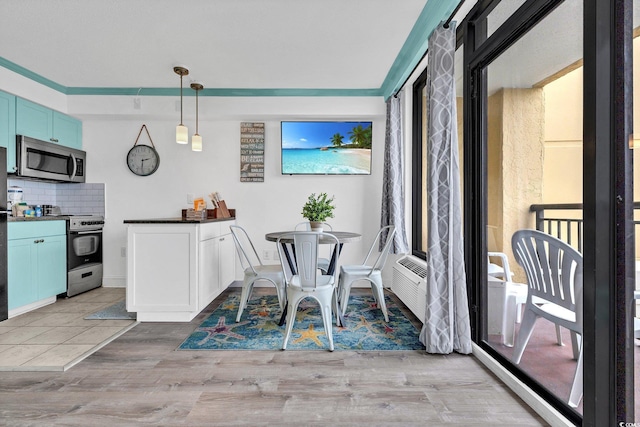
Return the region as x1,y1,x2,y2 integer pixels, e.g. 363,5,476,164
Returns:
229,225,285,322
337,225,395,322
277,231,341,351
295,221,334,274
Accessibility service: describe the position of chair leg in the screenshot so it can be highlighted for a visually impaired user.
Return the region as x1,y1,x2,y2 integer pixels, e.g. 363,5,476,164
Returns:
319,295,334,352
570,331,580,360
502,292,518,347
555,325,564,346
282,295,302,350
371,278,389,322
274,281,286,310
338,278,353,317
235,278,255,322
568,346,583,408
512,308,539,364
333,290,342,327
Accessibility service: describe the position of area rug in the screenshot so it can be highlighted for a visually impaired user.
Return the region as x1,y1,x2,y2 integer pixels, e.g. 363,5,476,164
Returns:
85,300,137,320
178,293,423,351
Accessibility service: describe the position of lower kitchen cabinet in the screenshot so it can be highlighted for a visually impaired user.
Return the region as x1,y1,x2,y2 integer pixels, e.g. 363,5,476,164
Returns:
125,219,236,322
8,221,67,314
198,229,235,311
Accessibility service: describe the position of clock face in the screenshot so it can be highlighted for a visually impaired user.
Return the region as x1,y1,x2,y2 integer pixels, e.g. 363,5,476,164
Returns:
127,145,160,176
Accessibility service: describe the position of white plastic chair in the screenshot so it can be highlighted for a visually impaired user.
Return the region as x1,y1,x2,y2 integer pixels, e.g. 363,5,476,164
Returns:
337,225,395,322
511,229,583,408
230,225,285,322
487,251,528,347
277,231,341,351
295,222,334,273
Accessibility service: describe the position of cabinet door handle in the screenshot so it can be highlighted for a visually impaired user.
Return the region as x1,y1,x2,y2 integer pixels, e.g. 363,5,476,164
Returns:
34,239,44,244
50,138,59,143
219,237,225,241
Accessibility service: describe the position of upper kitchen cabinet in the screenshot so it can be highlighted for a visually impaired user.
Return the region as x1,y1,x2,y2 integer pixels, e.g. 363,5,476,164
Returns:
16,98,82,150
52,111,82,150
0,91,16,173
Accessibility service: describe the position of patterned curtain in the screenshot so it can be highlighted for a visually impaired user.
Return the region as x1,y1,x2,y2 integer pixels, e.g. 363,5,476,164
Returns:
380,91,409,254
418,23,472,355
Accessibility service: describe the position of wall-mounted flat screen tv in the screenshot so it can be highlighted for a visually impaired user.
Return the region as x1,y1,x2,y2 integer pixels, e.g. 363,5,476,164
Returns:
281,121,372,175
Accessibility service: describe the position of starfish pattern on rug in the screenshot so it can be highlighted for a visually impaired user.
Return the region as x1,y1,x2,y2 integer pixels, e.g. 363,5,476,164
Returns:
292,323,325,347
196,316,250,345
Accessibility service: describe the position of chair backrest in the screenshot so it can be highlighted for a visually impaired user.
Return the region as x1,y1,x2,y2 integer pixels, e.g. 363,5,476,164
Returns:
277,231,340,289
511,229,583,317
362,225,396,273
294,221,333,231
229,225,262,274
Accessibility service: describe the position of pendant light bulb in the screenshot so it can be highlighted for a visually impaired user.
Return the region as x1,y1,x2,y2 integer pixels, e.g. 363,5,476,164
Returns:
174,66,189,144
192,134,202,152
190,82,204,152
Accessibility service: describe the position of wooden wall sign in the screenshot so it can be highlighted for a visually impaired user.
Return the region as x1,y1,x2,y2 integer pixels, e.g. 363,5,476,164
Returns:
240,122,265,182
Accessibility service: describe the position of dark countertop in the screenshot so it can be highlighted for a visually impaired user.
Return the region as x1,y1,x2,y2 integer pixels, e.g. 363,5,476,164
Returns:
123,217,235,224
9,216,71,222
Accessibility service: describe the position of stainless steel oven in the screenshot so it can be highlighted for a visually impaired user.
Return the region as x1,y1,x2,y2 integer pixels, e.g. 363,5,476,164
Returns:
66,215,104,297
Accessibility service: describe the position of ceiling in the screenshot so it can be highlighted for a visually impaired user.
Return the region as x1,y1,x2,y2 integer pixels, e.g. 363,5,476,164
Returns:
0,0,459,96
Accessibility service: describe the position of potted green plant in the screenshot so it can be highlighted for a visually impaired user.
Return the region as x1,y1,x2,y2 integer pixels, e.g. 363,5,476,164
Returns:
301,193,335,232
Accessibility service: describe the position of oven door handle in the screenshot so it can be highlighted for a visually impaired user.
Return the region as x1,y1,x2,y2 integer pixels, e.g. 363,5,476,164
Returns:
72,230,103,235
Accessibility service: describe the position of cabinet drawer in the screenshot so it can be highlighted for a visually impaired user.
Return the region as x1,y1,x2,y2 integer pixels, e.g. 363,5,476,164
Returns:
199,222,221,240
9,220,66,240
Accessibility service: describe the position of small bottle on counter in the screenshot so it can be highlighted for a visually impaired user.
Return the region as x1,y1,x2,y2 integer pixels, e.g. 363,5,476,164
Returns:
35,205,42,217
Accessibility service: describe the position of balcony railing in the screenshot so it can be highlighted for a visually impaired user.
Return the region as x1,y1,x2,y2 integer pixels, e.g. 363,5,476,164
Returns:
530,202,640,252
529,203,584,252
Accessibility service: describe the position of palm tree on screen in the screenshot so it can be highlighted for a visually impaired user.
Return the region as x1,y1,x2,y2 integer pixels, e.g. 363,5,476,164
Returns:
331,133,344,147
348,124,372,148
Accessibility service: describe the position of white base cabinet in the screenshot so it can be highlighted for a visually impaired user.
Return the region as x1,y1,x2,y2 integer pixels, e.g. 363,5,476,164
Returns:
126,220,235,322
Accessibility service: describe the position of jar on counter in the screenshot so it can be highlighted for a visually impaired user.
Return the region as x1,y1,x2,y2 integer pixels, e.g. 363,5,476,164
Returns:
35,205,42,217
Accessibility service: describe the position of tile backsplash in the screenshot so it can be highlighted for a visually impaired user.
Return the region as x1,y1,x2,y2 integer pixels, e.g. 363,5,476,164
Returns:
8,179,105,216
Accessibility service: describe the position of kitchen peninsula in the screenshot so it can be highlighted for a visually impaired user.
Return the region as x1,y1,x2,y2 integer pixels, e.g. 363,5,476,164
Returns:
124,216,236,321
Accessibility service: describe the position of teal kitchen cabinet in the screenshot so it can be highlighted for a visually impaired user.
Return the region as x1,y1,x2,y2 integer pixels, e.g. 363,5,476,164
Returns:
8,221,67,312
52,111,82,150
0,90,16,172
16,98,82,150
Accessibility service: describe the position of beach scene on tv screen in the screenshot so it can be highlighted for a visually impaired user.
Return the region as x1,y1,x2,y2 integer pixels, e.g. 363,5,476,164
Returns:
281,121,372,175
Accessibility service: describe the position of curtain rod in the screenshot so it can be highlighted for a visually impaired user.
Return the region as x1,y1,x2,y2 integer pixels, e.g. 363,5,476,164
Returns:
392,0,467,98
444,0,467,28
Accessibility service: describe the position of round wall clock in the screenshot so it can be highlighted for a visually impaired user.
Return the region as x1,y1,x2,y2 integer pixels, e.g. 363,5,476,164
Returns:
127,124,160,176
127,144,160,176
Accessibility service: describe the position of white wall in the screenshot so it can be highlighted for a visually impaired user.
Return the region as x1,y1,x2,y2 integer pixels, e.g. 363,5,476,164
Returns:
1,69,392,287
69,95,387,285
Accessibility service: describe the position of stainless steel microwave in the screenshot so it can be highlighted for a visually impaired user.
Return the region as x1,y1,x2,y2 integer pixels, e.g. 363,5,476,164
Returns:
15,135,86,183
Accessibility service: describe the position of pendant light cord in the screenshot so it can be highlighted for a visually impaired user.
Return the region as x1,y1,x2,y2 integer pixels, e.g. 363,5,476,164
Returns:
195,88,199,134
180,74,184,125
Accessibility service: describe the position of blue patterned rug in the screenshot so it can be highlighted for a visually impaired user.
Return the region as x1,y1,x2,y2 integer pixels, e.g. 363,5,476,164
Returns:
178,293,423,351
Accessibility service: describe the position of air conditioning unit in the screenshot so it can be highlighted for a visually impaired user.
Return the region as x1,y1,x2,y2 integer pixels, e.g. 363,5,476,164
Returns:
392,255,427,323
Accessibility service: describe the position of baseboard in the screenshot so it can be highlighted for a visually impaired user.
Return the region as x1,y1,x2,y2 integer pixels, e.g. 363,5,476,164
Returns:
472,343,574,427
102,276,126,288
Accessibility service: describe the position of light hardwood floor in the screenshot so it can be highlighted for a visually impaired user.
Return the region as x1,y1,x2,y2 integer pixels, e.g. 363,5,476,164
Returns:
0,287,547,426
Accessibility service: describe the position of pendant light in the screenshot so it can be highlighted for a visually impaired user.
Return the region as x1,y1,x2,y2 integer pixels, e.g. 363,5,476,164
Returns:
190,82,203,152
174,66,189,144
